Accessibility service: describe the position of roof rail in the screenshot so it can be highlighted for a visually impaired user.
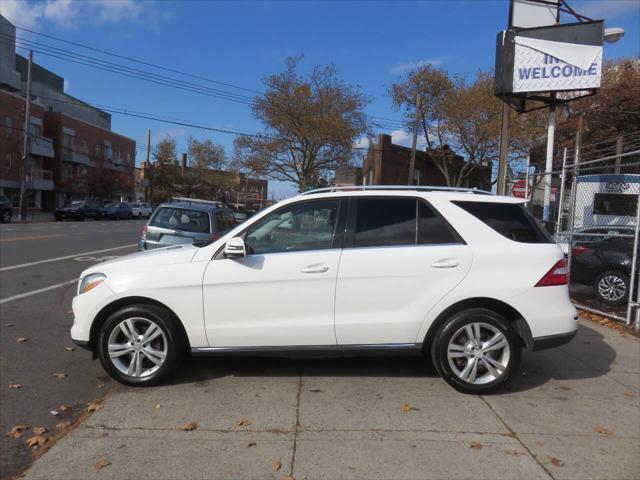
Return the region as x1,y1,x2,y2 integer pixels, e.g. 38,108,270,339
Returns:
170,197,228,207
299,185,493,196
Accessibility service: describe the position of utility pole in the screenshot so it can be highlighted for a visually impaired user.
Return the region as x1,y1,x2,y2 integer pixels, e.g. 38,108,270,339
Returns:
542,99,557,223
144,129,151,201
614,135,623,174
408,94,421,185
496,102,509,195
18,50,33,222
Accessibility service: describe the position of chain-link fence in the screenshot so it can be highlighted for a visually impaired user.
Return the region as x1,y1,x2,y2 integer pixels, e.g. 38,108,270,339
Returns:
506,132,640,330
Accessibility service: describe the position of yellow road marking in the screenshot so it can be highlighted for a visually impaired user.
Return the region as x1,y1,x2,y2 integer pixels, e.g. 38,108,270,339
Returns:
0,234,66,243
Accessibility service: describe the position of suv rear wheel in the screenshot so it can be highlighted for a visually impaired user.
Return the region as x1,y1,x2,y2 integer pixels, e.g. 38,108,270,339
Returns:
97,305,184,386
431,308,521,394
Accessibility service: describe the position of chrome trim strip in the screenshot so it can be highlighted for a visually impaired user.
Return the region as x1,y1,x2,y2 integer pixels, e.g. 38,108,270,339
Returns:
192,343,422,354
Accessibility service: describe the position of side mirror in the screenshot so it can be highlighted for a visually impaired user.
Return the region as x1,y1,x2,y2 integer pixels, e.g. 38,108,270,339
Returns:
223,237,246,258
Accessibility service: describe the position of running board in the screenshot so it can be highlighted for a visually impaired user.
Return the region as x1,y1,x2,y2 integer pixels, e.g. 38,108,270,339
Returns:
191,343,423,357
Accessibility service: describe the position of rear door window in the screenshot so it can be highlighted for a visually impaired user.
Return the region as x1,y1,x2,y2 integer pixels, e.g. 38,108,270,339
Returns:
353,197,415,247
452,201,552,244
150,207,211,233
351,197,462,248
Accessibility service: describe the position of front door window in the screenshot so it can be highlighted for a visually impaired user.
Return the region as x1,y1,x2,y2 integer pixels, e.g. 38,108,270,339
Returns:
244,200,340,255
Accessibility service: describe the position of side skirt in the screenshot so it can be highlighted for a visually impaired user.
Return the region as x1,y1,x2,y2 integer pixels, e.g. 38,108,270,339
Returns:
191,343,423,358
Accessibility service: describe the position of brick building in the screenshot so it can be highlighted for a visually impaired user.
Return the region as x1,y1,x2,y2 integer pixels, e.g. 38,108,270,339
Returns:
0,15,135,212
361,134,490,189
1,90,54,210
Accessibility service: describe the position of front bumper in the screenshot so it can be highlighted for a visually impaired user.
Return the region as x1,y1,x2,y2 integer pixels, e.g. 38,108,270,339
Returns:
70,280,116,346
531,328,578,351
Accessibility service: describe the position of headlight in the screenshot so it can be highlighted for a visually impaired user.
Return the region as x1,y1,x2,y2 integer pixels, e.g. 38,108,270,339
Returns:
78,273,106,294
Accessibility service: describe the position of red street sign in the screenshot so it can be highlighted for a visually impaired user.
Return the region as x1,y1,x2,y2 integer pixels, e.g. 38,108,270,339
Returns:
511,179,530,198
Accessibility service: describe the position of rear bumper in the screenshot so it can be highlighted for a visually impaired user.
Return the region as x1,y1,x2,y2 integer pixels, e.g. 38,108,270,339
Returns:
531,329,578,351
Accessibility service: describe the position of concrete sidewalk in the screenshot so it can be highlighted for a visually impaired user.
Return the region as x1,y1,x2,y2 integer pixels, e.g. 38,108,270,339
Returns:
21,319,639,480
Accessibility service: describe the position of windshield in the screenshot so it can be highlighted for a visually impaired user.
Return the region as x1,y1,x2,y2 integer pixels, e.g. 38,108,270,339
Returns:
69,201,84,207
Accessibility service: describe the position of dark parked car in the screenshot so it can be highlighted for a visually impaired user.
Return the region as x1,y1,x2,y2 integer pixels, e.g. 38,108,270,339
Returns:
139,199,236,250
0,194,12,223
101,202,133,220
571,236,638,306
55,200,102,221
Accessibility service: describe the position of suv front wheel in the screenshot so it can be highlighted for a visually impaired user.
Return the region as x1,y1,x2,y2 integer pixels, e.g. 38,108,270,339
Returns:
431,308,521,394
97,305,183,386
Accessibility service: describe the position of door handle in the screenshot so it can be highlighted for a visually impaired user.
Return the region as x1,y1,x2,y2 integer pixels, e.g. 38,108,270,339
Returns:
431,258,460,269
301,264,330,274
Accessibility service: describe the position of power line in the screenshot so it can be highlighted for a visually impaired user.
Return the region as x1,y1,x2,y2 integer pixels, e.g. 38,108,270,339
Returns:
14,25,263,95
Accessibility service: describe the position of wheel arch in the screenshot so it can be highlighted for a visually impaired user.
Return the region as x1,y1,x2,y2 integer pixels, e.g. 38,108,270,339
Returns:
88,296,190,355
422,297,533,355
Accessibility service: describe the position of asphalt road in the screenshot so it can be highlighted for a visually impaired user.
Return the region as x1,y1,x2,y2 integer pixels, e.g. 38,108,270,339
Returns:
0,219,144,479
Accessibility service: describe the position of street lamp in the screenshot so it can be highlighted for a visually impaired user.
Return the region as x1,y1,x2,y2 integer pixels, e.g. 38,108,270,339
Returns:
604,27,625,43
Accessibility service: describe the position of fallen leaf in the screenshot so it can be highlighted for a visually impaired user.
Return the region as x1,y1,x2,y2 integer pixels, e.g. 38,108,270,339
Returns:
623,391,636,398
470,442,482,450
64,346,75,352
399,403,413,412
271,460,282,471
548,456,564,467
559,385,571,391
9,384,22,389
178,421,198,431
26,434,47,447
56,420,72,430
32,427,47,435
503,449,526,456
16,337,27,343
237,418,251,427
94,459,111,470
595,426,614,436
52,373,67,379
86,403,103,413
308,389,324,393
96,384,105,389
281,477,295,480
247,442,256,448
50,410,59,416
155,404,161,409
59,404,70,412
5,425,29,439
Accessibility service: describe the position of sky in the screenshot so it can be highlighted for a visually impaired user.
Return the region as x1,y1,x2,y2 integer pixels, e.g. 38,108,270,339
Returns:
1,0,639,199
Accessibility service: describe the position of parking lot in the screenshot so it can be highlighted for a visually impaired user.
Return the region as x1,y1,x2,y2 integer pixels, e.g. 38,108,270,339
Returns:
1,220,639,480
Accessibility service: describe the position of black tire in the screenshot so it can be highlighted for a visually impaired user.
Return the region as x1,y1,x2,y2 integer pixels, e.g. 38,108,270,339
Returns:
593,270,630,306
430,308,521,394
78,213,85,221
1,210,11,223
97,304,185,387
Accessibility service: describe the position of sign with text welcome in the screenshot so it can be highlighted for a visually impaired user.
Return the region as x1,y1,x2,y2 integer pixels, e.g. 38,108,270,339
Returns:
512,36,602,93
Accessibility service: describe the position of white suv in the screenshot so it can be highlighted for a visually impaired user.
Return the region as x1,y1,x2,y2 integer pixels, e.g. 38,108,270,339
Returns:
71,187,577,394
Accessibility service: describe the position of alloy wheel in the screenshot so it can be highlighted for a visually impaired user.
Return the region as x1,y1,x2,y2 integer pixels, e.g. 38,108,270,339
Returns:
446,322,510,385
107,317,167,378
597,275,627,302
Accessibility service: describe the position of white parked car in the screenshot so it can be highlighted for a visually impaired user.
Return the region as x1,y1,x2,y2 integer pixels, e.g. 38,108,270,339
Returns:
129,202,153,219
71,186,578,394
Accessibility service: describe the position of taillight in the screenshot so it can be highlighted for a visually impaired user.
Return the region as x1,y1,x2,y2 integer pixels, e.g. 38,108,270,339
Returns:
141,224,147,240
535,259,568,287
571,245,589,257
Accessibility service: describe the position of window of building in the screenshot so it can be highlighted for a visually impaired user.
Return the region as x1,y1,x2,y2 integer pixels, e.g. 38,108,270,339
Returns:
95,144,101,156
28,122,41,137
63,133,74,149
4,116,12,139
126,153,131,165
593,193,638,217
4,153,11,172
105,145,113,160
452,201,552,244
